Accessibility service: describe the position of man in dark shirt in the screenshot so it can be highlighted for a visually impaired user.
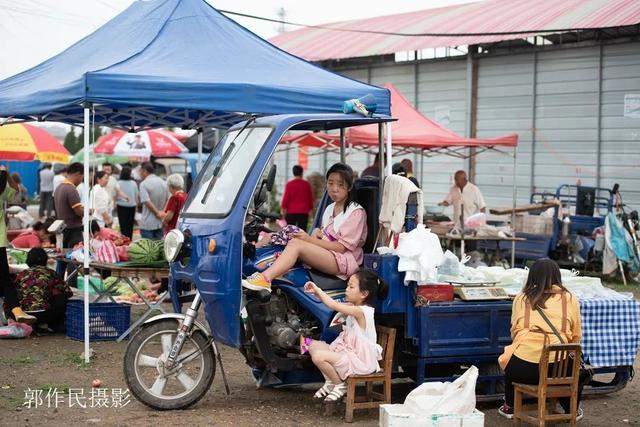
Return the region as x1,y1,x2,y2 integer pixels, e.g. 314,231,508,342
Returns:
281,165,314,230
54,162,85,248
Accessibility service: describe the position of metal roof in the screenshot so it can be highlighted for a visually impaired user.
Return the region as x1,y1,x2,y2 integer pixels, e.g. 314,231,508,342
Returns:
269,0,640,61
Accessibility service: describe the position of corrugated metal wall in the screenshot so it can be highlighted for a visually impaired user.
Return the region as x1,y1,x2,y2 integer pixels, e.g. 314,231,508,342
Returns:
271,40,640,214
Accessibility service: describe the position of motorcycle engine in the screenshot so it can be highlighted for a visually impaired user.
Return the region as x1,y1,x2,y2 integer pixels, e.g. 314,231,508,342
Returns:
265,291,313,350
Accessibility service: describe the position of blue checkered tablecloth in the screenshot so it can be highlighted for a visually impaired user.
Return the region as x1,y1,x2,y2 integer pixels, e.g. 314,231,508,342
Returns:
580,299,640,368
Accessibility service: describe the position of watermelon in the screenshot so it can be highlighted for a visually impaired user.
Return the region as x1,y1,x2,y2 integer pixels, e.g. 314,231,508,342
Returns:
128,239,161,263
152,240,165,261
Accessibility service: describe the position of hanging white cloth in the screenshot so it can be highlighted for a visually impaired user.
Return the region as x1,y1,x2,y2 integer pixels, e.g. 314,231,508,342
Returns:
379,174,423,234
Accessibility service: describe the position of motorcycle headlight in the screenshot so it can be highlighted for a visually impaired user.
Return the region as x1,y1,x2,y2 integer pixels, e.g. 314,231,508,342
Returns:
164,229,184,263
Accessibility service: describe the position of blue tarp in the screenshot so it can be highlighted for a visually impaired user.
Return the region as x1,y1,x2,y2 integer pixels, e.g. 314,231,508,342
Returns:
0,0,390,129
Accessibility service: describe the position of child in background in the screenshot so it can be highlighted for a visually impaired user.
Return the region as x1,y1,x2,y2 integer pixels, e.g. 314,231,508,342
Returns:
302,269,388,402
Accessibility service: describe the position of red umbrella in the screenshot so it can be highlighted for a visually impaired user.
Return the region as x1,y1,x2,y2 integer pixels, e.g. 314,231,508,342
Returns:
94,129,188,158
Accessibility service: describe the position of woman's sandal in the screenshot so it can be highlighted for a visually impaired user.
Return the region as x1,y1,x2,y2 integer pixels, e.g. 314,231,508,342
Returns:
324,382,347,402
314,381,335,399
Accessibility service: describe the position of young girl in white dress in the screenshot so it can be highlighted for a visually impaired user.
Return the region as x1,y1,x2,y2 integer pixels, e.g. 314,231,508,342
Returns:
302,269,388,402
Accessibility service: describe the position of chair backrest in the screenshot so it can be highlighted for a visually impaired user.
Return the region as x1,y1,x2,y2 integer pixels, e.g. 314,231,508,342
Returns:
375,325,397,375
539,343,582,387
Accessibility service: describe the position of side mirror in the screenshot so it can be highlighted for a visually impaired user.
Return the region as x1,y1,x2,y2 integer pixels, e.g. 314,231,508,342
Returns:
266,164,277,192
254,185,268,209
254,164,277,209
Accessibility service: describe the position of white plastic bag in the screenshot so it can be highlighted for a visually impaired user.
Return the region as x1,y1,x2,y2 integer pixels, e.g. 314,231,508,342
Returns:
464,212,486,229
437,250,460,276
404,366,478,417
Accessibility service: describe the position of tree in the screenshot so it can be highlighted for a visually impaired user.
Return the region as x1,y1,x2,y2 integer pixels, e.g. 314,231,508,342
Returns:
76,125,104,153
63,129,80,154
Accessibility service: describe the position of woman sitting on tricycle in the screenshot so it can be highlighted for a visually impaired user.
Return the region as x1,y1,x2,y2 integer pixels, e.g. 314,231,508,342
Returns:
242,162,367,292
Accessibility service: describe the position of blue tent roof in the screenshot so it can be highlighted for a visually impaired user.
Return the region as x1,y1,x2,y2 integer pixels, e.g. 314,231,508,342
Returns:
0,0,390,130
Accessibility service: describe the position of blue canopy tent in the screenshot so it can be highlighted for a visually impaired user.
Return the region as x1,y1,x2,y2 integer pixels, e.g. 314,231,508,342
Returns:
0,0,391,361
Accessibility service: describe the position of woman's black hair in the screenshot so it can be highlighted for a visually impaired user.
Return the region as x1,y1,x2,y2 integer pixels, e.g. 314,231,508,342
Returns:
90,219,101,235
326,162,356,209
26,248,48,268
94,170,107,186
354,269,389,306
120,166,132,181
523,258,567,309
392,162,407,176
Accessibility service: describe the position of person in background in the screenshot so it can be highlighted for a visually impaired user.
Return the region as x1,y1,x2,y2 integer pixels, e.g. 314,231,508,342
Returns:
116,166,138,239
138,162,168,240
361,153,381,178
52,166,66,196
91,171,113,228
498,258,584,420
13,248,72,333
39,163,54,218
400,158,420,188
53,162,84,248
160,173,187,235
439,170,486,229
281,164,314,230
11,220,54,249
101,162,127,210
0,166,36,324
9,172,28,208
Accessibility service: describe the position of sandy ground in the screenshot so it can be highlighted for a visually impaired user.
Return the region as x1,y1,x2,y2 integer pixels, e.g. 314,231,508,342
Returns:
1,310,639,427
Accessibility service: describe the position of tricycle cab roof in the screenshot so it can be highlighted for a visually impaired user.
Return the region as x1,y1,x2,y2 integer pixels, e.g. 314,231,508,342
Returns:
226,113,394,133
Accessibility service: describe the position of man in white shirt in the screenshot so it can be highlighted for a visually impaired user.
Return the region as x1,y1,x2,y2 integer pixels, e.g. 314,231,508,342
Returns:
39,164,55,218
439,170,486,229
102,163,119,210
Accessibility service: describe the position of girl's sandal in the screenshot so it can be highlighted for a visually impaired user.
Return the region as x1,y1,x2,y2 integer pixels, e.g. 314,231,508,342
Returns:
314,381,335,399
323,382,347,402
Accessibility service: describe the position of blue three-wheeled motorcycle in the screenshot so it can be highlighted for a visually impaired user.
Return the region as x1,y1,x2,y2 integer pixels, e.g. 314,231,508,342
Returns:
123,113,632,410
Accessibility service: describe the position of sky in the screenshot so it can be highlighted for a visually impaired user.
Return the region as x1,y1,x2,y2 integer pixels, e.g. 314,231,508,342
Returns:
0,0,477,80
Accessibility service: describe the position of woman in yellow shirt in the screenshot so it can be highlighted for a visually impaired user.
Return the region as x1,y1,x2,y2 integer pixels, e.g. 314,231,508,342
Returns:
498,258,584,420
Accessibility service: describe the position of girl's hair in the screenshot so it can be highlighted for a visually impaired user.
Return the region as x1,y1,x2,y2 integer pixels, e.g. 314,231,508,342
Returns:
522,258,567,309
326,162,355,209
11,172,21,184
354,269,389,306
94,170,107,186
26,248,48,268
120,166,132,181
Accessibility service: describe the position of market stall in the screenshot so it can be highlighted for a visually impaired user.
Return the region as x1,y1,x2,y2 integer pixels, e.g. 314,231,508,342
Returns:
0,0,391,361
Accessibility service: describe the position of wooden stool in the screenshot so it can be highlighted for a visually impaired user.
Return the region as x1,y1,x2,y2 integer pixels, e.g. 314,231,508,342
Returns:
339,325,396,422
513,343,581,426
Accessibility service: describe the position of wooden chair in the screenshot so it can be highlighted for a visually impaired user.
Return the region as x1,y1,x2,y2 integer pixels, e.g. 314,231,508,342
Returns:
342,325,396,422
513,343,582,426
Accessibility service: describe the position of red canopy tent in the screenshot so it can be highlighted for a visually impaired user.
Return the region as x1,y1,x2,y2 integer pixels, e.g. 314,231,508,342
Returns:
281,83,518,158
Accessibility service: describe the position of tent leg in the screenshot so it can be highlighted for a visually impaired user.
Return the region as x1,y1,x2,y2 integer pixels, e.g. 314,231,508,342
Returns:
420,149,424,188
511,146,518,268
385,122,392,176
339,128,345,163
82,105,92,364
197,128,203,172
378,123,384,209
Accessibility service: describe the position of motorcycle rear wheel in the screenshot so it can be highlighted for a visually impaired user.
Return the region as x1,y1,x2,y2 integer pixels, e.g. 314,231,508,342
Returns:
123,319,216,410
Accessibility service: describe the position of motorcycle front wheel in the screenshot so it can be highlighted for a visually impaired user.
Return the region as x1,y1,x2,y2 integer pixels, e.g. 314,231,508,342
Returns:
123,319,216,410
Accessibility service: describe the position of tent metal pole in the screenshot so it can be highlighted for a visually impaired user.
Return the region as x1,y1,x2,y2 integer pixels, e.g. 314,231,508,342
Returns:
378,123,384,208
197,128,203,172
82,105,91,364
339,128,345,163
511,145,518,268
420,148,425,188
385,122,392,176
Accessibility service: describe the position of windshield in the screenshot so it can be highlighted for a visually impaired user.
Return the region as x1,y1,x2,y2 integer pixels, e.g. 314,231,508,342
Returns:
183,126,273,216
